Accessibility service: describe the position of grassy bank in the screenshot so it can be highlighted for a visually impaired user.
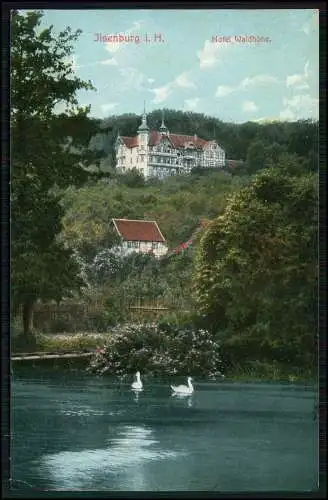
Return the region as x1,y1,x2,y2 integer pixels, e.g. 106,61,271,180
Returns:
226,374,317,384
11,330,317,384
12,331,109,354
226,361,317,384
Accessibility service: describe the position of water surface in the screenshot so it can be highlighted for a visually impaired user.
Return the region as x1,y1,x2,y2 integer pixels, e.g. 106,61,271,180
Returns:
11,368,318,492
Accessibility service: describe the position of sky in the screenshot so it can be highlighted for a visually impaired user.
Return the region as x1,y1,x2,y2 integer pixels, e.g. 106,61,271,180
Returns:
31,8,319,123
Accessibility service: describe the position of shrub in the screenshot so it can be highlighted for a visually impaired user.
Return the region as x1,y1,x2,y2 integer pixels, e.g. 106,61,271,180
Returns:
85,312,109,333
157,311,196,328
49,318,71,333
12,330,44,353
38,333,103,353
12,316,23,338
87,323,223,379
11,329,108,354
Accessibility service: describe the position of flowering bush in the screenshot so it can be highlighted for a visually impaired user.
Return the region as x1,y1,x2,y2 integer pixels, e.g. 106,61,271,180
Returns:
87,322,223,379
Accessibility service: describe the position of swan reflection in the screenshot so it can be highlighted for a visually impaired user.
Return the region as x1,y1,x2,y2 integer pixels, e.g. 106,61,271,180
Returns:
132,390,142,402
171,393,194,407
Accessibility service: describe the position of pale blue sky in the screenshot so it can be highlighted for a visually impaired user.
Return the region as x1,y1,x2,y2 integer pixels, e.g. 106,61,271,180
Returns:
33,9,319,123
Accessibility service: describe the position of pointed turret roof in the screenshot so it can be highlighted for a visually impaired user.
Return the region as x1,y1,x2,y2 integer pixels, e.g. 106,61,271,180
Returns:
138,101,149,132
159,109,168,133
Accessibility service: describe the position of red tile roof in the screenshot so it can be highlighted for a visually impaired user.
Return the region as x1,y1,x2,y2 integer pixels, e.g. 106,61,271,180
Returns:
149,131,161,146
112,219,166,242
170,220,210,254
121,136,139,148
171,239,193,254
121,131,210,150
169,133,208,149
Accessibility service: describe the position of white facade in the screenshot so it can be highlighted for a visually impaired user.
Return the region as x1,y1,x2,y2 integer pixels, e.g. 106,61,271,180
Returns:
115,111,226,180
121,240,168,259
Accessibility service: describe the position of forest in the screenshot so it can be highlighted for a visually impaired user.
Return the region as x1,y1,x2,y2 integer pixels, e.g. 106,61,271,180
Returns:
11,10,318,379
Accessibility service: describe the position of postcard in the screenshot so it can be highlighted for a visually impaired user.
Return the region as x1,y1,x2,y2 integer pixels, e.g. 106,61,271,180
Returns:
8,7,319,494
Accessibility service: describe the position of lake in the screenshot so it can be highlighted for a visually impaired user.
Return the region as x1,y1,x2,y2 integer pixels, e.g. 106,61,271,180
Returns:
11,366,318,493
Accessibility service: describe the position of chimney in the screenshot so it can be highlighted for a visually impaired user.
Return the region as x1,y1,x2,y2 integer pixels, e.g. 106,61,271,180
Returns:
194,134,197,142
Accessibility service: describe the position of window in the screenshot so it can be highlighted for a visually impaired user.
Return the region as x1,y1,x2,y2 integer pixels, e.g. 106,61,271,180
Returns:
152,242,159,249
127,241,139,249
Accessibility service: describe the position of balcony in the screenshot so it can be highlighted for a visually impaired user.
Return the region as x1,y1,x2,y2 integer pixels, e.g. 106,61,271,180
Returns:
152,151,178,157
149,161,181,169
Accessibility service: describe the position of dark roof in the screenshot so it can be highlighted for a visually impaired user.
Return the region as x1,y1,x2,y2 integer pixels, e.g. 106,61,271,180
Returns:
120,131,215,150
168,133,208,149
112,219,166,242
121,136,139,148
150,131,209,148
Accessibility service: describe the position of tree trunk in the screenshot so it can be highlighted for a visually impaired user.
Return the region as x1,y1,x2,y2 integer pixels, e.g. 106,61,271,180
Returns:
22,301,34,335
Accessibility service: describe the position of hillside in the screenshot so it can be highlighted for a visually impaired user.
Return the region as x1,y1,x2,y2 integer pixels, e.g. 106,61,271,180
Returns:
63,110,318,265
61,170,245,258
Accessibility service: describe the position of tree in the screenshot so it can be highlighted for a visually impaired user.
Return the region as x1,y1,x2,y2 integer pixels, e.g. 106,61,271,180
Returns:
118,168,145,188
246,140,267,174
11,10,104,334
193,162,317,369
264,142,286,166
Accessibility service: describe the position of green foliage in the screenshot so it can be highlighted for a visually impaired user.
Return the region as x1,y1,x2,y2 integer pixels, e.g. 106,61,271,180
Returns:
58,113,318,328
264,142,287,166
117,168,145,188
61,170,242,255
12,241,84,308
11,10,105,332
13,331,41,353
156,311,206,330
12,331,106,354
246,140,293,175
246,140,267,174
194,157,317,370
226,360,316,382
87,323,223,378
57,170,243,321
38,333,104,353
41,311,120,334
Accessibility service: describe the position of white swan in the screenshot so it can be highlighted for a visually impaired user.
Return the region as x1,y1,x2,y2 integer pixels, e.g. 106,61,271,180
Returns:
131,371,143,391
171,377,194,395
